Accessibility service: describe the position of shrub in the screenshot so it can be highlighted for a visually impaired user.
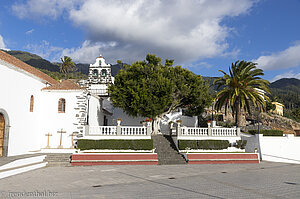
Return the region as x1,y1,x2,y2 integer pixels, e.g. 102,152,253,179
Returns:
77,139,153,150
248,129,283,136
236,140,247,149
178,140,230,150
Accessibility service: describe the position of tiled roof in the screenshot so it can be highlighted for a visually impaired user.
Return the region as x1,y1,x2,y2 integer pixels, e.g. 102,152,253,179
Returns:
0,50,57,85
42,79,83,90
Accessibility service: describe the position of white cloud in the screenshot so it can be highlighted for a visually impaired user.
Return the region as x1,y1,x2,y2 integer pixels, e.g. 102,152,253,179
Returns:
254,43,300,70
0,35,9,50
271,70,300,82
61,40,117,63
0,35,5,49
12,0,80,20
12,0,255,64
25,29,35,35
68,0,254,64
24,40,63,61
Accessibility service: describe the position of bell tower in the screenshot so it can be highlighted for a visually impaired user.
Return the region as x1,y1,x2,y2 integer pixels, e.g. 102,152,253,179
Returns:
87,55,113,96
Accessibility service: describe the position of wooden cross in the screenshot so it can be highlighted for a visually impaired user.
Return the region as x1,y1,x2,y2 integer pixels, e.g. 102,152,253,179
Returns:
45,133,52,148
69,132,78,148
57,129,66,148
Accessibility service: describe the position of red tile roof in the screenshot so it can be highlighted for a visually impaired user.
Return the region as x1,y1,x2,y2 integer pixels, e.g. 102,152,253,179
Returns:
0,50,57,85
42,79,83,90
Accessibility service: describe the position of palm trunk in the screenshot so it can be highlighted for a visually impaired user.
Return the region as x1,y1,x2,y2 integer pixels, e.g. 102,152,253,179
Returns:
235,101,242,127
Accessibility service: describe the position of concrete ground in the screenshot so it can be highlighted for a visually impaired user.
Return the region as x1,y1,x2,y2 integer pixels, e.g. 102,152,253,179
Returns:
0,162,299,199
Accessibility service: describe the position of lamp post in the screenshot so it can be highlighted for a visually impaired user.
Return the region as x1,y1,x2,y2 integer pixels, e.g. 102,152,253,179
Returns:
86,93,91,125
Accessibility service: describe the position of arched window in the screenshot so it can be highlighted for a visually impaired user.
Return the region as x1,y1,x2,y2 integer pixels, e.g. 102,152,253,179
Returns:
58,98,66,113
101,69,107,77
92,69,98,77
30,95,34,112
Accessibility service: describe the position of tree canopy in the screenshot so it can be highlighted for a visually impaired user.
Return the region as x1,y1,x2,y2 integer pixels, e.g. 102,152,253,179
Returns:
108,54,211,132
213,60,270,127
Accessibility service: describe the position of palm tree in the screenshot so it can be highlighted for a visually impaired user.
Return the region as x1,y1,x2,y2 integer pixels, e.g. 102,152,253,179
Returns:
60,56,75,79
213,60,270,127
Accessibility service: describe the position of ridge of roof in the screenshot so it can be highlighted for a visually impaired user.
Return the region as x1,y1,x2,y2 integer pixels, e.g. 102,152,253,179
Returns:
0,50,58,85
42,79,83,90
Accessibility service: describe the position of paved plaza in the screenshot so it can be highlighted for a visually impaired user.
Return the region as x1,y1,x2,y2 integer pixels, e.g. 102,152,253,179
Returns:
0,161,299,198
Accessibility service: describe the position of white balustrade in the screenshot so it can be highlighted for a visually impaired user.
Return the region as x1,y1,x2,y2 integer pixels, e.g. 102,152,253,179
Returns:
121,126,147,135
89,126,116,135
179,126,238,137
182,127,208,136
211,128,237,137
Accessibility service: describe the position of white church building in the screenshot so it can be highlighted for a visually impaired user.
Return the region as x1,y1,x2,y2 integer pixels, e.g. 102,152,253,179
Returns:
0,51,89,156
0,51,197,157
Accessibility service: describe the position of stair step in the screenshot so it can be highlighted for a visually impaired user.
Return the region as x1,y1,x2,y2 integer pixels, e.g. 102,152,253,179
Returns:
152,134,187,165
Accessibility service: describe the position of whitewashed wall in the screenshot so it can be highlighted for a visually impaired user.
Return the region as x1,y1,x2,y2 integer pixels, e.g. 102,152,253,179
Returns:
88,95,103,126
242,134,300,164
0,61,46,156
38,90,84,149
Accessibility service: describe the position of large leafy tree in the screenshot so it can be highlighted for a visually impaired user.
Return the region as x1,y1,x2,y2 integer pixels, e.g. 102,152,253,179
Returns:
109,54,211,133
213,60,270,127
60,56,75,79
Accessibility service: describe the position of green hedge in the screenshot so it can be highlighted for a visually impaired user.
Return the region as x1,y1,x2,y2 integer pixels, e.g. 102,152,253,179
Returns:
77,139,153,150
248,129,283,136
178,140,230,150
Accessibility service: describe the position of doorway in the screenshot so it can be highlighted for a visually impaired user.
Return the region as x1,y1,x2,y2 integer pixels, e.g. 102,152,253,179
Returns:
0,113,5,157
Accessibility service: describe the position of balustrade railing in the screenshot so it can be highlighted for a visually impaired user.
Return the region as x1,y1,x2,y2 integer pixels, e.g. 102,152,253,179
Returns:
89,89,108,96
179,126,239,137
121,126,147,135
89,126,116,135
88,126,148,136
211,128,237,137
181,127,208,136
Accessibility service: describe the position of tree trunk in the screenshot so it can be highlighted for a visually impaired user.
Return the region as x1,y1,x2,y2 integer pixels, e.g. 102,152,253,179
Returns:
152,117,161,134
235,101,242,127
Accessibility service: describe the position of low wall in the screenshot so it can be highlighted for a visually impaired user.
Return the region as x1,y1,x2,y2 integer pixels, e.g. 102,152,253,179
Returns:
242,134,300,164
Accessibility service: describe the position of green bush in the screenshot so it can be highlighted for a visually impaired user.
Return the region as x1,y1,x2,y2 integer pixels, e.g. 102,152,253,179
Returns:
248,129,283,136
236,140,247,149
178,140,230,150
77,139,153,150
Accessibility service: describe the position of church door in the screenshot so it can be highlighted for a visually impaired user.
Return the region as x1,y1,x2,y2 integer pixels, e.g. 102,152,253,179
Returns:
0,114,5,157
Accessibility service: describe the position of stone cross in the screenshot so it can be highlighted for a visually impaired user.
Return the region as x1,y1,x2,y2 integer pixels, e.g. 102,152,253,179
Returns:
57,129,66,148
69,132,78,148
45,133,52,148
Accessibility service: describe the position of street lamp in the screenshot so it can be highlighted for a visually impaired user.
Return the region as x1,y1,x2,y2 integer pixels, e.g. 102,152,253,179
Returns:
86,93,91,125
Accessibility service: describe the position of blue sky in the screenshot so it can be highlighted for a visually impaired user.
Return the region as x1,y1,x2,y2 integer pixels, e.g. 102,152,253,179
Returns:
1,0,300,82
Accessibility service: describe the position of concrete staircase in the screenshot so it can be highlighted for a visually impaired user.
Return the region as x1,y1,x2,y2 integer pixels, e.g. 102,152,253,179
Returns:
152,134,187,165
0,155,47,179
43,153,71,167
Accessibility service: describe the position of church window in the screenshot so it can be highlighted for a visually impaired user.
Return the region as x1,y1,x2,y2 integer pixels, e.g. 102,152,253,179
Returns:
30,95,34,112
58,98,66,113
92,69,98,77
99,60,102,65
101,69,107,77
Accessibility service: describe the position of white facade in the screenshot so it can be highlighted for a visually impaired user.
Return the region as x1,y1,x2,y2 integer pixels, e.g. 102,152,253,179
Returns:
0,52,86,156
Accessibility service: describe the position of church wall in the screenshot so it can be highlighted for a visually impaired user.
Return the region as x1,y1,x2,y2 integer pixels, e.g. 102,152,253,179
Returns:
0,62,47,156
88,95,103,126
38,90,85,149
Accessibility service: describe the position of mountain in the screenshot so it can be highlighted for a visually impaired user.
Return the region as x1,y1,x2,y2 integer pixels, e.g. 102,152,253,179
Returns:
3,50,60,72
269,78,300,109
270,78,300,93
